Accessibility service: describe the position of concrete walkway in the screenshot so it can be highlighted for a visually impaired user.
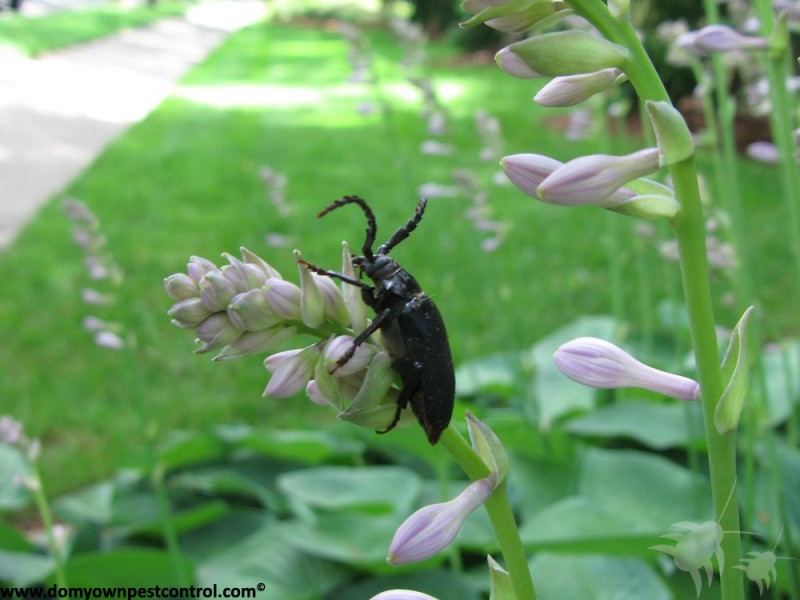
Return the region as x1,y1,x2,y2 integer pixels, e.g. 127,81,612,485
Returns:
0,1,265,249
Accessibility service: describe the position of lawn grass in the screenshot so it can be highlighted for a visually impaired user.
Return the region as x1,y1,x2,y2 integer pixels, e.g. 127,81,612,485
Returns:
0,18,795,494
0,0,187,56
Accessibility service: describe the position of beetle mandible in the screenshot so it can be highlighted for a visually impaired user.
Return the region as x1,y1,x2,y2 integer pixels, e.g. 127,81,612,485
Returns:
298,195,454,445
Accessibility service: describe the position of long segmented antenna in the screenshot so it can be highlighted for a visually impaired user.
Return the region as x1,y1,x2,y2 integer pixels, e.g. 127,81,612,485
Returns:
318,195,376,259
377,197,427,255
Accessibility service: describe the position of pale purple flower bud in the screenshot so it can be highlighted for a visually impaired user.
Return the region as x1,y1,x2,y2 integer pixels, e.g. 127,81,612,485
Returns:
82,316,106,332
369,591,439,600
387,477,494,565
690,25,768,55
199,270,239,312
500,153,563,200
305,379,330,406
164,273,199,301
264,346,320,398
416,183,459,199
746,141,780,164
421,140,454,155
95,330,125,350
222,254,268,292
213,326,297,361
227,289,282,331
168,297,213,328
538,148,661,206
265,278,302,320
81,288,112,305
534,68,624,108
495,46,545,78
295,250,325,328
195,313,243,354
240,247,282,280
187,256,217,284
554,337,700,400
324,335,376,376
0,416,24,446
315,274,351,327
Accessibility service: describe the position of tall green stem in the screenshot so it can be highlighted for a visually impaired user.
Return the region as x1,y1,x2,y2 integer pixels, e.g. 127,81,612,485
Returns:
564,2,745,598
30,462,67,587
440,427,537,600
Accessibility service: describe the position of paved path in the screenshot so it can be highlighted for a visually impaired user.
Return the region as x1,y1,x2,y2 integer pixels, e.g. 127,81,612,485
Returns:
0,1,265,249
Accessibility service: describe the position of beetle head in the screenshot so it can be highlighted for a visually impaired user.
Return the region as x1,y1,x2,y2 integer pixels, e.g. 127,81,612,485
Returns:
358,254,399,281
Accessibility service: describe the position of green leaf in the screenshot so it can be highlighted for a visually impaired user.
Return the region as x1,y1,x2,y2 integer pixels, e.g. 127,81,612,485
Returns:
579,448,712,527
761,338,800,426
158,430,228,472
715,306,754,434
172,468,276,507
197,521,347,598
54,481,115,525
0,550,55,586
219,425,364,464
277,512,401,568
277,466,420,514
0,445,32,510
180,510,270,561
455,351,519,398
63,548,195,586
565,399,704,450
529,316,618,428
530,553,671,600
0,522,32,552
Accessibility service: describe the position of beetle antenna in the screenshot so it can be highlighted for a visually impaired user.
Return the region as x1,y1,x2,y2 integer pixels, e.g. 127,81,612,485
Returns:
377,197,427,255
318,195,376,259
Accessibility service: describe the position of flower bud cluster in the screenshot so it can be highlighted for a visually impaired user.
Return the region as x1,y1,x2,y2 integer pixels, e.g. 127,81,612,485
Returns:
165,246,406,432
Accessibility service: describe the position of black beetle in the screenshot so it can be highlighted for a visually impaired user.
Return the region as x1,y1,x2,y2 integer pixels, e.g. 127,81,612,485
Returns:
299,195,454,445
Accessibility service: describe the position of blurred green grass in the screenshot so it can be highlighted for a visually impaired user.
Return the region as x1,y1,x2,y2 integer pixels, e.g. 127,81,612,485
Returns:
0,0,187,56
0,19,793,493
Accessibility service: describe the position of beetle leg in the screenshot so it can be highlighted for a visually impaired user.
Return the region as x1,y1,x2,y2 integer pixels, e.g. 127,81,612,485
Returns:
330,307,394,373
297,258,372,291
377,197,427,255
377,358,422,435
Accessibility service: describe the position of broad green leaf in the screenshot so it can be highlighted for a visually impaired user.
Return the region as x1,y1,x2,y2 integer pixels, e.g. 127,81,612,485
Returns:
224,426,365,464
0,551,55,586
133,499,230,538
277,465,420,513
529,315,618,428
0,522,31,552
519,496,663,554
54,481,115,525
158,430,227,471
172,468,276,507
530,553,671,600
715,306,753,433
508,453,577,520
565,399,704,449
180,510,270,560
579,448,711,528
761,338,800,426
0,445,32,510
455,351,519,398
63,548,195,586
278,512,401,568
197,521,347,599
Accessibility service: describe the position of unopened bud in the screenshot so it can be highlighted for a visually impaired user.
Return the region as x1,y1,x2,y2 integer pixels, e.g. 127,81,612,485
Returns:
195,313,243,354
264,346,320,398
534,68,625,108
168,297,213,328
227,289,282,331
164,273,199,301
199,270,238,312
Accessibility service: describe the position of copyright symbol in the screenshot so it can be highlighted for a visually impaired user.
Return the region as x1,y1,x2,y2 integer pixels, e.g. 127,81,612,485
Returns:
257,584,265,592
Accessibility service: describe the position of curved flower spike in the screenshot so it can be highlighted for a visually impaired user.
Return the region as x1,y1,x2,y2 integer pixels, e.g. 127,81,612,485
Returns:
387,476,495,565
554,337,700,400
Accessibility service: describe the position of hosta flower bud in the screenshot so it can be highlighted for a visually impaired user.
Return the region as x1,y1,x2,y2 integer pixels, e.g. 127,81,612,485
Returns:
295,250,325,328
314,274,351,327
0,416,24,446
341,242,368,332
168,297,213,328
222,254,268,292
554,337,700,400
323,335,376,376
214,326,297,360
387,477,494,565
240,247,282,280
463,0,565,33
538,148,661,206
534,68,625,107
195,313,243,354
199,270,238,312
503,30,630,78
466,412,508,483
164,273,199,301
689,25,767,55
369,591,439,600
264,346,321,398
227,289,281,331
265,278,302,320
746,141,779,164
495,46,545,79
186,256,217,284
